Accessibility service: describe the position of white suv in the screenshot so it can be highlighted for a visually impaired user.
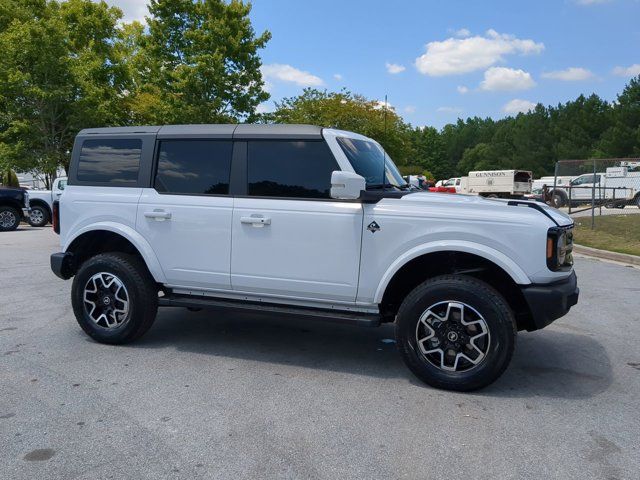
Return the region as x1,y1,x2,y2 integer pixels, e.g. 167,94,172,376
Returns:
50,124,579,391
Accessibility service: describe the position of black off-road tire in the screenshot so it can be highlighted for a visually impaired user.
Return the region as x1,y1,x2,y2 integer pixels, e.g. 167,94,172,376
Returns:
28,205,50,227
71,253,158,344
395,275,517,392
0,206,21,231
551,191,567,208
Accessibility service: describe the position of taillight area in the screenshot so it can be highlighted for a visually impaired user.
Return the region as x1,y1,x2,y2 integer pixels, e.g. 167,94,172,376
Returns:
52,200,60,234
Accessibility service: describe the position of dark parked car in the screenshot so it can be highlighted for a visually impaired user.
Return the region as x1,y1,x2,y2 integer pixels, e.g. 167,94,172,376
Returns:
0,186,30,231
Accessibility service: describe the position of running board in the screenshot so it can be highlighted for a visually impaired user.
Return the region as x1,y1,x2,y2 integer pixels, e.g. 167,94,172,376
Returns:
159,294,381,328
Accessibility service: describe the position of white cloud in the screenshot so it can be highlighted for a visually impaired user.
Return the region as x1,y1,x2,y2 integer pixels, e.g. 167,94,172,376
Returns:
374,100,394,110
437,106,463,114
457,85,469,94
503,99,537,114
480,67,536,91
102,0,149,23
333,73,343,81
403,105,416,114
385,62,406,74
415,29,544,76
612,64,640,77
541,67,595,81
261,63,324,87
454,28,471,38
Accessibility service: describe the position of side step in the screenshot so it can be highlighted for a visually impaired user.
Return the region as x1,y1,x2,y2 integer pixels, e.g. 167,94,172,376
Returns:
158,294,381,328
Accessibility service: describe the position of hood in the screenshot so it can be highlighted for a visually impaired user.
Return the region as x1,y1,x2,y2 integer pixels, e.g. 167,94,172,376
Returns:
390,192,574,227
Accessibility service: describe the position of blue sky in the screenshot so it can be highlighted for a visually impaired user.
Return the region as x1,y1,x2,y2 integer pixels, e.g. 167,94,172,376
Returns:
112,0,640,128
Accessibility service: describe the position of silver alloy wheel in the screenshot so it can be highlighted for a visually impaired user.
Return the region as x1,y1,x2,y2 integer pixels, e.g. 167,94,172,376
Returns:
0,210,17,228
83,272,130,329
30,208,44,225
415,301,491,372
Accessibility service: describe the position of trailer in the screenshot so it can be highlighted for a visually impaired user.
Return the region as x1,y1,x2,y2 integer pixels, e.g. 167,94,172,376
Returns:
460,170,532,198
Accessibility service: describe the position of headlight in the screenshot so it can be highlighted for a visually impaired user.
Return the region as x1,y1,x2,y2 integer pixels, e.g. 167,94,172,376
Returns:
547,227,573,271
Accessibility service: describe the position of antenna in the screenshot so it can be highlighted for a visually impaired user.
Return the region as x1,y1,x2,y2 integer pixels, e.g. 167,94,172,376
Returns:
382,94,388,188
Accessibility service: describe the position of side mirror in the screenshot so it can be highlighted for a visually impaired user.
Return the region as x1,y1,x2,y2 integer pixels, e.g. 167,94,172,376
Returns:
330,170,366,200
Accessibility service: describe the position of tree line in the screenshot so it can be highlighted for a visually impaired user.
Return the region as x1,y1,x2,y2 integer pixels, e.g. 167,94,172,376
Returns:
1,0,639,185
269,80,640,180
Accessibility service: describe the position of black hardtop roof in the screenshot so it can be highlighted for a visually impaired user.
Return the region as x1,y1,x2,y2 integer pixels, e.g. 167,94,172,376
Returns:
77,124,324,140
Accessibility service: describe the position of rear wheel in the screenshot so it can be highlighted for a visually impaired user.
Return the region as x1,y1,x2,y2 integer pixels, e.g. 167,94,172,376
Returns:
28,205,50,227
0,206,20,231
395,275,516,391
551,191,567,208
71,253,158,344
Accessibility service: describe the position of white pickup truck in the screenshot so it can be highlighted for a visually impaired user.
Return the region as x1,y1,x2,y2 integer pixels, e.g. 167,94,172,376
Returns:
50,125,579,391
27,177,67,226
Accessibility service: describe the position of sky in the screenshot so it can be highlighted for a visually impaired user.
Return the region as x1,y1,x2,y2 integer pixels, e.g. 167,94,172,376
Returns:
106,0,639,129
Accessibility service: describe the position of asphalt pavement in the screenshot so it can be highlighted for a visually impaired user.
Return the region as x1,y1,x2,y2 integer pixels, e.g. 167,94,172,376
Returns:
1,227,639,479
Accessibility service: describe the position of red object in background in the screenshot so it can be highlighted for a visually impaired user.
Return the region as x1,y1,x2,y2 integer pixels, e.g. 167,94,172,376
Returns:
428,186,457,193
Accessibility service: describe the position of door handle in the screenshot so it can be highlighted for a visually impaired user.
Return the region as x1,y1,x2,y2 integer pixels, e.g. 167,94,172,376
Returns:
240,215,271,226
144,210,172,221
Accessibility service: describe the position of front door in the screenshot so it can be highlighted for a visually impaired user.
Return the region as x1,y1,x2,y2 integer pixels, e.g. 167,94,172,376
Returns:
136,139,234,290
231,140,364,303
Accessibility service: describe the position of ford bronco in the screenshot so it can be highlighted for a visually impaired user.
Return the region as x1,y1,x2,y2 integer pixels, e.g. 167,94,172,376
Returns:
50,124,579,391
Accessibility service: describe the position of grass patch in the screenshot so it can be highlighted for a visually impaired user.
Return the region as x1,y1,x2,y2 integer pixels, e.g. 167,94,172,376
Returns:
573,214,640,256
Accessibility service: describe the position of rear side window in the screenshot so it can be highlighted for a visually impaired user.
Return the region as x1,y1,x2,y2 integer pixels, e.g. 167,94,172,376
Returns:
154,140,232,195
247,141,338,199
77,139,142,184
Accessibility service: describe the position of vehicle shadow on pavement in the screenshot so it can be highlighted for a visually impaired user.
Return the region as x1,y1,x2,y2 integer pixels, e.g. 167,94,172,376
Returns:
484,329,613,399
137,309,612,399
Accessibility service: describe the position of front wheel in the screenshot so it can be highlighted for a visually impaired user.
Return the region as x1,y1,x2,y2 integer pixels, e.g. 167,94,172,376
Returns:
395,275,516,391
71,253,158,344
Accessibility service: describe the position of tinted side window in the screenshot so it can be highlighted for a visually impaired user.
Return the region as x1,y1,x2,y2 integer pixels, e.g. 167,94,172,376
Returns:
154,140,232,195
247,141,338,199
77,139,142,184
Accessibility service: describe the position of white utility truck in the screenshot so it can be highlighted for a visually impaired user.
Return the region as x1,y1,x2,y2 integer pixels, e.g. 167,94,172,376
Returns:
27,177,67,226
550,167,640,208
458,170,532,198
50,125,578,391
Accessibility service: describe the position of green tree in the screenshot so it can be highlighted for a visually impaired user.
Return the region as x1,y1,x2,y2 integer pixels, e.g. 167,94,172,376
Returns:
410,126,452,179
0,0,128,179
1,166,19,187
597,75,640,156
138,0,271,124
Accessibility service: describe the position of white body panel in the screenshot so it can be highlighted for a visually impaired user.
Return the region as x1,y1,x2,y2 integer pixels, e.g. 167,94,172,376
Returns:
136,189,233,289
60,185,166,283
231,197,363,302
356,192,572,304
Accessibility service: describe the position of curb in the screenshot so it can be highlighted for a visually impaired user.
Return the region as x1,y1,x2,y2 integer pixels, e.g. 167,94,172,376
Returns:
574,244,640,267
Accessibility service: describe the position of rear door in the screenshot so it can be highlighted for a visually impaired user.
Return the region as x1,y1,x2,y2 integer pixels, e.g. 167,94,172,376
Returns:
231,140,364,302
136,138,234,290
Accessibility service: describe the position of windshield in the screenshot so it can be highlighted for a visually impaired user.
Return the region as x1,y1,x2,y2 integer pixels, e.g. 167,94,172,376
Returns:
336,137,406,189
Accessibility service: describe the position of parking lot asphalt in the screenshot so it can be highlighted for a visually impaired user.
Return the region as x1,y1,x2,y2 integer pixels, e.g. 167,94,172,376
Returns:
1,227,639,479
